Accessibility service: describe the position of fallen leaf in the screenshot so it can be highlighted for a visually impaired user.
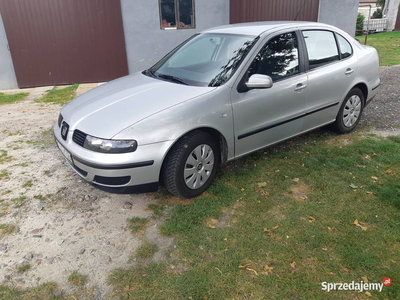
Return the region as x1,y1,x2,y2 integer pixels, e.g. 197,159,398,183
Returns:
385,169,394,175
328,272,336,275
364,155,371,160
272,225,279,230
293,178,300,183
366,191,376,195
290,261,296,270
256,189,270,196
341,268,349,273
257,182,267,188
371,176,379,181
240,188,245,192
246,267,258,275
353,219,368,231
327,227,334,231
365,291,372,297
322,248,328,251
372,153,380,156
308,216,316,223
275,170,280,173
206,219,219,229
239,264,250,269
362,276,369,283
263,263,274,275
350,183,358,189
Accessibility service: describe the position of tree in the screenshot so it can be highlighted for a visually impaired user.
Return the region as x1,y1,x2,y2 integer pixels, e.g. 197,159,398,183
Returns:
376,0,385,9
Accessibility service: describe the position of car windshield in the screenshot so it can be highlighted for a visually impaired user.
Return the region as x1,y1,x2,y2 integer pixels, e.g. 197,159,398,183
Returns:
146,33,258,87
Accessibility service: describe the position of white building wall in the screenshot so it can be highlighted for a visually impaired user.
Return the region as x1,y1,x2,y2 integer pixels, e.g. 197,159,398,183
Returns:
318,0,360,36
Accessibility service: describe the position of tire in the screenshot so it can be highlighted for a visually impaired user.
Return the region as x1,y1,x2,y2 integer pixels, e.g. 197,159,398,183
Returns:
332,88,364,134
162,130,220,198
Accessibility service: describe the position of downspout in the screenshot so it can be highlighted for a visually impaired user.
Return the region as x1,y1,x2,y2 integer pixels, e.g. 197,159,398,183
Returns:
359,4,372,44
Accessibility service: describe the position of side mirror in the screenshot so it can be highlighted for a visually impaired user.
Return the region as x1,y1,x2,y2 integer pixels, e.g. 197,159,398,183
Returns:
245,74,273,90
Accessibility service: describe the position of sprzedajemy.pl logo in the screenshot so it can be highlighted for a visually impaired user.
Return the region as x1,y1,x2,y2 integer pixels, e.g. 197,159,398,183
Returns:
321,277,392,293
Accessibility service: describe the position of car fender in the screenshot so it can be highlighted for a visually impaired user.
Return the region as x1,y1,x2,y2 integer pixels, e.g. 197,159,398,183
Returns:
113,85,235,161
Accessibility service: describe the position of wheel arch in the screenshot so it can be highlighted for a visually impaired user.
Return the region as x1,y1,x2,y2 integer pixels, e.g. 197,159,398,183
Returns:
352,82,368,103
159,127,229,183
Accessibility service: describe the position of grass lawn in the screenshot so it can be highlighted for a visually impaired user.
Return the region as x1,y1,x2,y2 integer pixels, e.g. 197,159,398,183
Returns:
364,31,400,66
108,132,400,300
0,92,29,105
35,84,79,106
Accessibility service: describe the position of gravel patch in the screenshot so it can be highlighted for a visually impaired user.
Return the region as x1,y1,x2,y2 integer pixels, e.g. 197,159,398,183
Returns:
360,64,400,132
0,95,171,298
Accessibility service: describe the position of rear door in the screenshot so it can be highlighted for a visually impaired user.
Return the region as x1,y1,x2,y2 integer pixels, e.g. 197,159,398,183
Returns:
231,30,308,157
300,30,358,131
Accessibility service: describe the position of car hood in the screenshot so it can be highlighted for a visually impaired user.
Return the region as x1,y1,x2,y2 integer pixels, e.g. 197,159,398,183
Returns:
62,72,215,139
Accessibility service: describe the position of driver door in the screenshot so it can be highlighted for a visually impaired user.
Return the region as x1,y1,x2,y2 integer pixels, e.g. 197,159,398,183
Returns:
231,31,308,157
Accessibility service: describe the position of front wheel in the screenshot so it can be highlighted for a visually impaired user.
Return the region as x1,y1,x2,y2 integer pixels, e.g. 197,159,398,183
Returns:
332,88,364,134
162,130,220,198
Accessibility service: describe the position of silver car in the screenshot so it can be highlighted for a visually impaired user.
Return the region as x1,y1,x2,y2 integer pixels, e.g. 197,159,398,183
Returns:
54,21,380,198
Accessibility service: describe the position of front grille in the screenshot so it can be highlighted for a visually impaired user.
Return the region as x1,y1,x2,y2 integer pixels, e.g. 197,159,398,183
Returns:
94,175,131,186
58,114,63,127
73,130,87,147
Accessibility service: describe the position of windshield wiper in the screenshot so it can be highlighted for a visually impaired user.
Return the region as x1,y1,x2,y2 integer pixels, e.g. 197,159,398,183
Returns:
157,74,188,85
145,68,156,78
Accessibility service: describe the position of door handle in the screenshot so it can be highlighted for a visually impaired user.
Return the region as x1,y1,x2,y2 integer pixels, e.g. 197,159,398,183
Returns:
294,83,307,92
345,68,354,75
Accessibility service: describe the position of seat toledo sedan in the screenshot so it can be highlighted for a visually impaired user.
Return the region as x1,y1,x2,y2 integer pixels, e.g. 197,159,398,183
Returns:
54,21,380,198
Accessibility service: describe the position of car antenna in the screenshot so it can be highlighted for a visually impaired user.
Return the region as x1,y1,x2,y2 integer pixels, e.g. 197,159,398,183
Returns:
293,0,308,21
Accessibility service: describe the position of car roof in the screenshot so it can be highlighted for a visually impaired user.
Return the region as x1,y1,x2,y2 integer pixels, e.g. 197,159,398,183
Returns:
202,21,333,36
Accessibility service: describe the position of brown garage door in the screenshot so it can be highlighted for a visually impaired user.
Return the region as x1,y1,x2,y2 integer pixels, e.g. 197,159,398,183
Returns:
230,0,320,24
0,0,128,88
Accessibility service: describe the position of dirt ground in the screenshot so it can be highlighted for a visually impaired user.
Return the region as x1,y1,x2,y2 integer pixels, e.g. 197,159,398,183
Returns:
0,87,173,298
0,65,399,298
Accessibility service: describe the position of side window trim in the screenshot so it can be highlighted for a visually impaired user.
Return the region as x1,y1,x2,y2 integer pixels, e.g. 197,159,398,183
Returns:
301,29,341,72
296,29,309,72
249,31,300,81
335,33,354,60
235,29,303,93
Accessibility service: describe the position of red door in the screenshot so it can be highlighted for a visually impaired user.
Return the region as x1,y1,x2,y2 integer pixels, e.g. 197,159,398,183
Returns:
395,5,400,31
230,0,320,24
0,0,129,88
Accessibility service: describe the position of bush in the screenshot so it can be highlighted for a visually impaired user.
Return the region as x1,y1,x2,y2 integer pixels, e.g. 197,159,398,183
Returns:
372,8,383,19
356,13,365,34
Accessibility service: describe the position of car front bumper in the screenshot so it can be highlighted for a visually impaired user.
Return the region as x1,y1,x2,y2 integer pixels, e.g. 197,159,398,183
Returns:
53,124,174,193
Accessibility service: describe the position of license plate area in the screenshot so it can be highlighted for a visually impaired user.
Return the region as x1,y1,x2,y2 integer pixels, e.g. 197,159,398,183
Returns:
56,140,73,164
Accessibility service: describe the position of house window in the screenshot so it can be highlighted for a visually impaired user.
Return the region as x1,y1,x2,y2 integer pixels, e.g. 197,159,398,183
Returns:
159,0,195,29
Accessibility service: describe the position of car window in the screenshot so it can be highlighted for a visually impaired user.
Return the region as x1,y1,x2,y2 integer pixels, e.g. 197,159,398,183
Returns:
302,30,339,69
149,33,258,87
336,34,353,59
247,32,299,81
168,36,219,67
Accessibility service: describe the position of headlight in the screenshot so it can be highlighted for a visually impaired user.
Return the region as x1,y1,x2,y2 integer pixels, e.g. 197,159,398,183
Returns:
83,135,137,153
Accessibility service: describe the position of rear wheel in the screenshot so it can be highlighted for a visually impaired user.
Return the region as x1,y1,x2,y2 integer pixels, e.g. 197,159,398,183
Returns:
162,130,220,198
332,88,364,133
